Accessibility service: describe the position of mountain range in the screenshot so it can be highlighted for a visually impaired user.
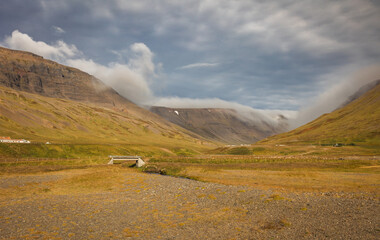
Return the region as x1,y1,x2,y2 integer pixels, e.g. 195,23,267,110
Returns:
0,47,211,151
0,47,288,144
0,46,379,148
150,106,288,144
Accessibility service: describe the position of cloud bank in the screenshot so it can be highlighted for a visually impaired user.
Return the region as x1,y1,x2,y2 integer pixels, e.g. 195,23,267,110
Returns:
292,64,380,128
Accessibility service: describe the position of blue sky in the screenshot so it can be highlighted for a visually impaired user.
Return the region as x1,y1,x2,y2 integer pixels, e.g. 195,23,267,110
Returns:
1,0,379,117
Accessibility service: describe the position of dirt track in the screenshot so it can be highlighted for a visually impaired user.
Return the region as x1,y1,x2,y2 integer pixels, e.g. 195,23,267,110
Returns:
0,168,379,239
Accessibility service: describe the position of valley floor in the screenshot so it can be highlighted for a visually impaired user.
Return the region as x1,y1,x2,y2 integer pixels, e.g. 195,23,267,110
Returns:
0,166,379,239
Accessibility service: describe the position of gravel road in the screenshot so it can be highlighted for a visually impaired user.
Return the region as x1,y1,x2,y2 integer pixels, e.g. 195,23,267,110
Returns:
0,169,379,239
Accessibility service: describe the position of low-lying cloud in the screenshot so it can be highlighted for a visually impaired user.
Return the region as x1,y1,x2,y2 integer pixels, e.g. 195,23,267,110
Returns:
66,43,157,105
292,64,380,128
151,97,297,132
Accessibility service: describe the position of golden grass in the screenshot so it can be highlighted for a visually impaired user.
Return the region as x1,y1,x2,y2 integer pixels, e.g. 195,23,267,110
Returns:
211,144,380,156
1,143,379,196
176,167,380,194
0,166,140,199
0,85,215,153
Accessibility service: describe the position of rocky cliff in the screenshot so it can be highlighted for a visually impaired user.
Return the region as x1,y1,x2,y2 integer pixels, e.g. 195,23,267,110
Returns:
0,47,168,121
0,47,129,107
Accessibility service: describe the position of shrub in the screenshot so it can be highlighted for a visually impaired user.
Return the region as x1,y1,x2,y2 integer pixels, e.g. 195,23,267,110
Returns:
227,147,252,155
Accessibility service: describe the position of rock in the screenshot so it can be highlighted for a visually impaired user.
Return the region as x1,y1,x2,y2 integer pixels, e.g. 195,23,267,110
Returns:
136,158,146,168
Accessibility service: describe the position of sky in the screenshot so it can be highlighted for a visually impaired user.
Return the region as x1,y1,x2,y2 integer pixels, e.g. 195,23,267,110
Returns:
0,0,379,127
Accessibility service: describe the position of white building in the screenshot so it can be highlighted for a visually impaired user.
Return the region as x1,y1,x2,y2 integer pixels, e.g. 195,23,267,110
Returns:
0,137,31,144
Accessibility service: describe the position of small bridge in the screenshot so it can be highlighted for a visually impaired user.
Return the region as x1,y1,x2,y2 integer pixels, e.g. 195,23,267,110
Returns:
108,156,145,167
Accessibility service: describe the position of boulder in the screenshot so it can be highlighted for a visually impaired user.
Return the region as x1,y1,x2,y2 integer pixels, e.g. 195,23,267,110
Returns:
136,158,146,168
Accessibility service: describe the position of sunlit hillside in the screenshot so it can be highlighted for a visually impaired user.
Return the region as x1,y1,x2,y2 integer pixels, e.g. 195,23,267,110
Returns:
260,81,380,146
0,85,214,155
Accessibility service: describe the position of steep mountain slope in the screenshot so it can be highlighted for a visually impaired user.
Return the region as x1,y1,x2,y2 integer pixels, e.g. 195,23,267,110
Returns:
260,80,380,145
0,47,127,108
0,85,208,148
0,47,213,150
0,47,168,122
150,107,288,144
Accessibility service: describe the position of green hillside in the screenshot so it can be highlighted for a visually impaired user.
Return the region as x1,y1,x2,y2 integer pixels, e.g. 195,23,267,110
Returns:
260,81,380,146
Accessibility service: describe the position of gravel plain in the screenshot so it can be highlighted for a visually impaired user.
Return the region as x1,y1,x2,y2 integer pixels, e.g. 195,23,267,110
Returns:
0,168,379,239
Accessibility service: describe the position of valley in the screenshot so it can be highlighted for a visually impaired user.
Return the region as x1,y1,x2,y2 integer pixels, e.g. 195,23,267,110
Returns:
0,47,379,239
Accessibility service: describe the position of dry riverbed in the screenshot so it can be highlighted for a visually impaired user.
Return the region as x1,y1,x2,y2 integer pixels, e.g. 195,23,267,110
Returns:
0,166,379,239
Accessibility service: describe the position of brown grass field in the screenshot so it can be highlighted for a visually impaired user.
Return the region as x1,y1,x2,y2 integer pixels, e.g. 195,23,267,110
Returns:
0,144,379,239
1,143,379,194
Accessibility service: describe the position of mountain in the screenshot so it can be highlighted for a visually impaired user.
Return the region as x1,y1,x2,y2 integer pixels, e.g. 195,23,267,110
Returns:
0,47,155,117
0,47,291,145
260,80,380,145
0,47,212,151
150,107,288,144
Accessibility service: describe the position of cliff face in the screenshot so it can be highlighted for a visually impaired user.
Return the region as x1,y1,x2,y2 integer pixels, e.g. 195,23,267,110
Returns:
150,107,288,144
0,47,172,122
0,47,134,109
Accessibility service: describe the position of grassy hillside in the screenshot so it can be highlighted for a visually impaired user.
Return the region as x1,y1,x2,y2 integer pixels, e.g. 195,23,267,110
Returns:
0,85,215,156
0,46,194,132
260,81,380,146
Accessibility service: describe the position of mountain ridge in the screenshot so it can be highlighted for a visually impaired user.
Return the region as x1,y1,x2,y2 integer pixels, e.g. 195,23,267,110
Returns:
150,106,288,144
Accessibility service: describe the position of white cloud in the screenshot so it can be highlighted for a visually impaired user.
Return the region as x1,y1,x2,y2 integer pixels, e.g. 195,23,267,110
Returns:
179,62,219,70
52,26,65,34
66,57,154,105
128,43,156,81
66,43,157,105
1,30,79,61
